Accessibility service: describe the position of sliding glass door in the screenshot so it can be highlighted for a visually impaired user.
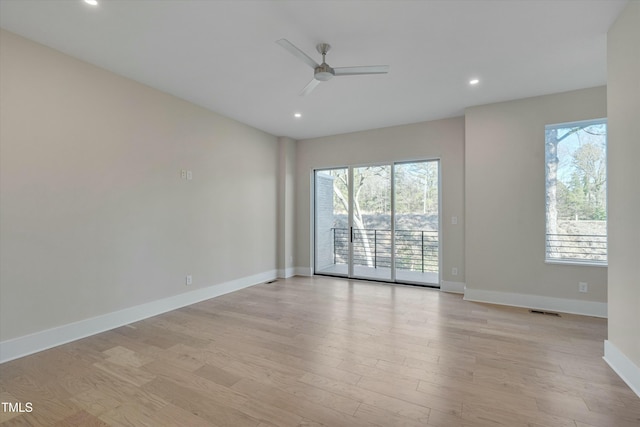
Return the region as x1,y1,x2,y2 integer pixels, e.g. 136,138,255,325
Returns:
394,161,439,285
314,160,440,286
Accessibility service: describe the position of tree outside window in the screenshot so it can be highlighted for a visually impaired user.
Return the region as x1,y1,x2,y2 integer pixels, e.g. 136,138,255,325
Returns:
545,119,607,264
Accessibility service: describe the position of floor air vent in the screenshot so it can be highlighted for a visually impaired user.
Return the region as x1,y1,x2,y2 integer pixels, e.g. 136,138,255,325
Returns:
265,280,278,284
529,309,561,317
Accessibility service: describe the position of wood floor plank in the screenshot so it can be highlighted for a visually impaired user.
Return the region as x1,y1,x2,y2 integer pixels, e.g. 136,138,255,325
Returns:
377,357,474,382
141,360,250,410
150,404,213,427
356,374,463,416
235,398,304,427
142,377,258,427
54,409,111,427
0,276,638,426
459,402,577,427
0,397,82,426
298,371,431,422
0,392,21,423
231,378,371,427
98,403,168,427
92,360,155,388
424,408,469,427
67,369,167,418
192,363,243,388
353,402,428,427
103,346,155,369
417,376,540,413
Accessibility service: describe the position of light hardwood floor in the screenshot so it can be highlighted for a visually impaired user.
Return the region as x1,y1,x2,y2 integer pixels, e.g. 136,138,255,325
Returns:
1,276,639,426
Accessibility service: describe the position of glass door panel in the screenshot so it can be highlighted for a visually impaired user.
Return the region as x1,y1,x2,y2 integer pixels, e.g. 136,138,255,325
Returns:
314,168,349,276
351,165,392,281
394,161,440,285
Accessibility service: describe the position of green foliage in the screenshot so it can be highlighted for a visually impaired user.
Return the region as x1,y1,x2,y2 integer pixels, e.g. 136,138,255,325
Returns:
395,162,439,216
550,124,607,222
330,163,439,217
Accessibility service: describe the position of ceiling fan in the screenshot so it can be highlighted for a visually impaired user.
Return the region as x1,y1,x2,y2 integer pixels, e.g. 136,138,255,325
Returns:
276,39,389,96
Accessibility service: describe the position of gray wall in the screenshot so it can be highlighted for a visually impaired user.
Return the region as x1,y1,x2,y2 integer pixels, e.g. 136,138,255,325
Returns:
0,30,279,341
464,87,608,303
607,1,640,371
277,137,296,276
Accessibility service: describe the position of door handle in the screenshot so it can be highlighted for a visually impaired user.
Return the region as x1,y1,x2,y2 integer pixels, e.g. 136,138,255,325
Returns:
350,226,353,243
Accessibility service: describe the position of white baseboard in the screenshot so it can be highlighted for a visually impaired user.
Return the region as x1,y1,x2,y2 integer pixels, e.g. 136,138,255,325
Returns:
604,340,640,398
463,288,607,318
0,270,277,363
294,266,313,277
440,280,466,294
277,267,297,278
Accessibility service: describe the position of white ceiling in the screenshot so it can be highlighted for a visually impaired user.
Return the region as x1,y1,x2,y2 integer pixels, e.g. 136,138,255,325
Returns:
0,0,627,140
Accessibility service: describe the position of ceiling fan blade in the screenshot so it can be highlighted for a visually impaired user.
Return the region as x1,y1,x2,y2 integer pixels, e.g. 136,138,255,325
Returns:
276,39,319,69
333,65,390,76
300,79,321,96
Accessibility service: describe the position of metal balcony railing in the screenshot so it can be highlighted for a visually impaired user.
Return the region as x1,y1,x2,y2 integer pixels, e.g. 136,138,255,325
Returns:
330,227,439,273
545,233,607,262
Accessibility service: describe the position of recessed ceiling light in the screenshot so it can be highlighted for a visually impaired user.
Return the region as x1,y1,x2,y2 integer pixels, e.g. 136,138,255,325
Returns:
84,0,98,6
469,79,480,85
294,113,302,118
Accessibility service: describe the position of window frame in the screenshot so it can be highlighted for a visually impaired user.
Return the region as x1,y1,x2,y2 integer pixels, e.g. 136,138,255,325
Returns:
544,118,608,267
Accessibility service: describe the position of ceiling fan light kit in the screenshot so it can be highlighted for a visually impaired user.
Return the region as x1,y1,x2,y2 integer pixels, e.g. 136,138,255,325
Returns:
276,39,389,95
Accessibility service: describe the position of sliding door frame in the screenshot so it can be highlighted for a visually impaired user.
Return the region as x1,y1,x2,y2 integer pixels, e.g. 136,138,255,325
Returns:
393,158,442,287
312,158,441,288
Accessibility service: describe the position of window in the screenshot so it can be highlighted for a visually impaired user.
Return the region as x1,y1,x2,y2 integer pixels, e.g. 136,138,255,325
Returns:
545,119,607,264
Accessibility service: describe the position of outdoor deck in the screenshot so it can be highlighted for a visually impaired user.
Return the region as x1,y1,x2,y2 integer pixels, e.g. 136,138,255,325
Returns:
317,263,439,286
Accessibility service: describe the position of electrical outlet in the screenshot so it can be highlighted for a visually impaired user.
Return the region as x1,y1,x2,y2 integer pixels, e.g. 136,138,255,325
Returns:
452,267,458,276
186,170,193,180
180,170,187,179
451,216,458,225
186,275,193,286
579,282,588,293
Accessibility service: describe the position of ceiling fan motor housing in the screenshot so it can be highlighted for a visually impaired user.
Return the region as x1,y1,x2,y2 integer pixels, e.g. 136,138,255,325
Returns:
314,63,334,81
314,43,334,81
